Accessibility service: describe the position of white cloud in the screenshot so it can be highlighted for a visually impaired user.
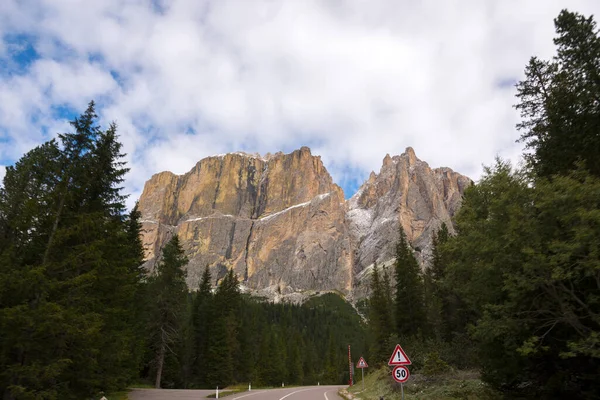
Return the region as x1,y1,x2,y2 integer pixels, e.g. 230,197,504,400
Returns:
1,0,600,207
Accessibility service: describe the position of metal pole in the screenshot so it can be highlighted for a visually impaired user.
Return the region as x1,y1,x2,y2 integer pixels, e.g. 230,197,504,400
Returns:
361,368,364,391
348,345,353,386
401,382,404,400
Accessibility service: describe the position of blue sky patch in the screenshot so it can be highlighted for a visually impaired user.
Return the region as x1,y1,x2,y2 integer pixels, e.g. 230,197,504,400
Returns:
1,33,39,76
50,104,79,125
496,77,518,89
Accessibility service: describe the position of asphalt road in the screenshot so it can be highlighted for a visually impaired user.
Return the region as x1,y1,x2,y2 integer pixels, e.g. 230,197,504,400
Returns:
129,388,216,399
128,385,344,400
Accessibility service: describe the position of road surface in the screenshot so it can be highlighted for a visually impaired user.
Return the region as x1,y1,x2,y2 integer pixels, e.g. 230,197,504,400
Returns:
129,385,344,399
129,389,215,399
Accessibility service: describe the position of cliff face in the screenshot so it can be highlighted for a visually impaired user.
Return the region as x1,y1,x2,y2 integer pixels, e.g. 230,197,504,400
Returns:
138,147,351,293
138,146,471,298
347,147,472,273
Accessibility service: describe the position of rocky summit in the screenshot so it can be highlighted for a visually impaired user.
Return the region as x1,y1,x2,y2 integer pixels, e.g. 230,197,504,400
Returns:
138,147,471,300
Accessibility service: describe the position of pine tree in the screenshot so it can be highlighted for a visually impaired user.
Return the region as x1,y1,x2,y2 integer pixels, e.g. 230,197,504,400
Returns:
263,326,287,386
394,226,425,338
288,333,304,384
381,266,394,320
193,265,213,386
257,327,272,386
87,124,147,391
178,294,196,388
205,269,240,387
368,262,381,352
425,223,449,341
148,235,188,389
367,262,394,365
516,9,600,178
324,333,338,384
445,159,600,395
430,223,449,282
0,102,145,399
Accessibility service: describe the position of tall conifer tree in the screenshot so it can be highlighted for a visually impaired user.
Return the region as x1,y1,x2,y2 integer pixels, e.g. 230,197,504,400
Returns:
193,265,213,386
394,226,425,337
368,263,394,365
425,223,449,341
516,10,600,177
205,269,240,387
149,235,188,389
0,102,145,399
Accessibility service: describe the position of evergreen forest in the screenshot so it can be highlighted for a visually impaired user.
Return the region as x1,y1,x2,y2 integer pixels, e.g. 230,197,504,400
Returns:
366,9,600,399
1,8,599,400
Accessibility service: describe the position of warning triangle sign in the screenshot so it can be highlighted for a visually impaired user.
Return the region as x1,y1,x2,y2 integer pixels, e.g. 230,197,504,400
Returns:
388,344,411,366
356,357,368,368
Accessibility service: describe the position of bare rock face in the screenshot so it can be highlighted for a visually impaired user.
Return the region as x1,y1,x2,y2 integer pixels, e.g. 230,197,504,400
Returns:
138,147,352,293
347,147,472,277
138,146,471,300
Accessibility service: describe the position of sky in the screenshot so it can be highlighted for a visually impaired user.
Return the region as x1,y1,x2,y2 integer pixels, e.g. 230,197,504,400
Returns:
1,0,600,208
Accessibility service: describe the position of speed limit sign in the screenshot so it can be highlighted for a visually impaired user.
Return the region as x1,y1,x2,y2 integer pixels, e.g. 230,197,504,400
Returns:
392,365,410,383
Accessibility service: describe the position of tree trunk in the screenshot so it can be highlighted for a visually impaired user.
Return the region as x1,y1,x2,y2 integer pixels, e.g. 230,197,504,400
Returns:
155,339,166,389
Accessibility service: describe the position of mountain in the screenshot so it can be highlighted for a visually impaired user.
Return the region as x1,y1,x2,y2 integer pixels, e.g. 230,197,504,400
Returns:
138,147,471,299
138,147,352,297
347,147,472,298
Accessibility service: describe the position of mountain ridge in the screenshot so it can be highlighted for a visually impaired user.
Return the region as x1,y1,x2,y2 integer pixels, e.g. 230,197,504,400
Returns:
138,146,471,300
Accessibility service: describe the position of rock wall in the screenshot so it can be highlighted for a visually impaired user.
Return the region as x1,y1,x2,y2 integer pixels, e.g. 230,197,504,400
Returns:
347,147,472,272
137,146,471,298
138,147,351,293
347,147,472,298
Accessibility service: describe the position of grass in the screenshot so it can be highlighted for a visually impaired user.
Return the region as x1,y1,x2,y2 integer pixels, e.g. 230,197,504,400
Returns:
105,391,129,400
206,389,244,398
342,367,501,400
128,380,154,388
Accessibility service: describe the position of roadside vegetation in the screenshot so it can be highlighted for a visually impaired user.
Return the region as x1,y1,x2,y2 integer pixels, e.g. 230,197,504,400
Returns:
342,368,500,400
104,392,129,400
364,9,600,399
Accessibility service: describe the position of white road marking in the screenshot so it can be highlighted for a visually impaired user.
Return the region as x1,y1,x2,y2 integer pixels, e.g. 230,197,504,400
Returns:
232,386,338,400
278,388,313,400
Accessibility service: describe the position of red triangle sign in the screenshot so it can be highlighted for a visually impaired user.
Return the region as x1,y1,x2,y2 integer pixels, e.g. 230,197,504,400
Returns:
356,357,368,368
388,344,411,366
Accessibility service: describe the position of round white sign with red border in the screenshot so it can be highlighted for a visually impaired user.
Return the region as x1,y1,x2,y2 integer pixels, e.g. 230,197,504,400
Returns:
392,365,410,383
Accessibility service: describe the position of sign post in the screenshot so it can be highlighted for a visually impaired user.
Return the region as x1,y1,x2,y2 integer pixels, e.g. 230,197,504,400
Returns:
388,344,411,400
348,345,353,386
356,357,368,391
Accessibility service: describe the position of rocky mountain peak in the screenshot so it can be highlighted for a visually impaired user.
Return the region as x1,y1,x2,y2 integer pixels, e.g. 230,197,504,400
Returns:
383,153,393,167
138,147,350,295
137,146,471,300
404,146,417,165
347,147,472,293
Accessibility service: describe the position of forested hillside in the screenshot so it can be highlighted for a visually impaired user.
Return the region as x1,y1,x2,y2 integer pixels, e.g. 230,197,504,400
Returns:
365,9,600,399
148,257,368,389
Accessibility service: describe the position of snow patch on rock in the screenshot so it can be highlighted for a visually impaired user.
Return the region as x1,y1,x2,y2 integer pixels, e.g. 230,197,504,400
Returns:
259,192,331,222
184,214,236,223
